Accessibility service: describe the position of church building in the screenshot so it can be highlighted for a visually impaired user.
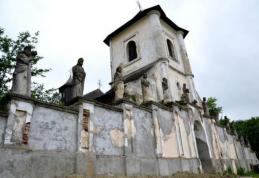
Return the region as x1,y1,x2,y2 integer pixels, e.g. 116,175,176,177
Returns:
0,5,257,178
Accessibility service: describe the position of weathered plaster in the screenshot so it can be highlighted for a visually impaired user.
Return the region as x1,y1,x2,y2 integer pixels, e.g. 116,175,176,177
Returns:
29,106,77,151
0,116,7,145
110,129,124,147
92,106,123,156
4,99,33,144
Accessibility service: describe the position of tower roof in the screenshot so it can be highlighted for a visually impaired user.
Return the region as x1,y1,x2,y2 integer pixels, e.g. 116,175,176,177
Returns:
103,5,188,46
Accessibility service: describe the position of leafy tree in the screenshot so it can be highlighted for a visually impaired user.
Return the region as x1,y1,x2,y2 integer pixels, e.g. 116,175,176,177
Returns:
218,116,236,135
204,97,259,159
31,82,62,105
0,27,61,105
207,97,223,119
233,117,259,158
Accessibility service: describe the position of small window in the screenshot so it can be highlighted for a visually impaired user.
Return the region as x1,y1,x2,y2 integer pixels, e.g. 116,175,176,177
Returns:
127,41,137,61
167,39,176,60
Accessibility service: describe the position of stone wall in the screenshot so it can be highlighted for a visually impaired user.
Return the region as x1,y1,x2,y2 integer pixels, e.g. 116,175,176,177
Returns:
0,147,76,178
0,114,7,145
29,106,77,151
92,106,124,155
0,97,258,178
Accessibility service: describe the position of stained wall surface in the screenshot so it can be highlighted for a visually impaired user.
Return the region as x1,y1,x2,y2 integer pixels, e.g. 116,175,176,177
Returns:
0,98,258,178
0,115,7,145
29,106,77,151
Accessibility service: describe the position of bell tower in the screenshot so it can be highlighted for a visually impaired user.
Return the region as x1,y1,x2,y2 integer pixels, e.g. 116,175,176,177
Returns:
104,5,200,104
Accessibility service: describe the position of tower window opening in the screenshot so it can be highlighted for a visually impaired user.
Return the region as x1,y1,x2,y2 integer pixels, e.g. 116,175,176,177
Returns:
127,41,137,61
167,39,176,61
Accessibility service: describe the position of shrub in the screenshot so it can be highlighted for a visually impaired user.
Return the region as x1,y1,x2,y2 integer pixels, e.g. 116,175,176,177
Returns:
237,167,245,175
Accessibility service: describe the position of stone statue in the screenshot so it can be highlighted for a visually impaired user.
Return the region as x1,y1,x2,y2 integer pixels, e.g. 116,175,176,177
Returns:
71,58,86,98
114,65,124,102
202,97,210,117
12,46,37,96
162,78,171,104
192,99,198,105
141,73,153,103
180,83,190,104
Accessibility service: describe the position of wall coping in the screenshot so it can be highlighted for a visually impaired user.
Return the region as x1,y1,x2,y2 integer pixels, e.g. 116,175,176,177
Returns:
9,93,79,114
116,99,152,112
74,98,123,112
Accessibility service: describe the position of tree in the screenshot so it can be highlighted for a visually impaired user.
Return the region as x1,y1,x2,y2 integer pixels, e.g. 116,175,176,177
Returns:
233,117,259,158
0,27,61,105
31,82,61,105
207,97,223,119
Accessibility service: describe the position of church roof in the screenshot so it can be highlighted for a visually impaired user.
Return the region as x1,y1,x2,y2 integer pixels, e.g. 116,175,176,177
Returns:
59,75,73,91
82,89,104,100
104,5,188,46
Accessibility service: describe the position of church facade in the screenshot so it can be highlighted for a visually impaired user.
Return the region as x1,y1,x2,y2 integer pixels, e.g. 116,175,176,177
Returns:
0,5,258,178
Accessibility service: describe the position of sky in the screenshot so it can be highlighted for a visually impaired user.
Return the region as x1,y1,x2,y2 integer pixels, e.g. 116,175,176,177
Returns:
1,0,259,120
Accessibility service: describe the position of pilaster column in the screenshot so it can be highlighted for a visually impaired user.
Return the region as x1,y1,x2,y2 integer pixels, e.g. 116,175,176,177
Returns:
148,10,167,59
177,31,193,76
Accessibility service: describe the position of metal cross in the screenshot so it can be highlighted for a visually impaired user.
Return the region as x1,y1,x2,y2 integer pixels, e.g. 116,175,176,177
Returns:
97,80,102,89
136,0,143,11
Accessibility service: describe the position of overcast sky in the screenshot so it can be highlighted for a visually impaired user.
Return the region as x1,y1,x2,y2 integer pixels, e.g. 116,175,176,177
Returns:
1,0,259,120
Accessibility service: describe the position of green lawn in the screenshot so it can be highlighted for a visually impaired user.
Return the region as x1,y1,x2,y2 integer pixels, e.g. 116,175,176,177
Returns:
243,172,259,178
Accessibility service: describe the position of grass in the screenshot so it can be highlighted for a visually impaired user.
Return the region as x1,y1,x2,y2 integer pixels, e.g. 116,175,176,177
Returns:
243,172,259,178
66,172,237,178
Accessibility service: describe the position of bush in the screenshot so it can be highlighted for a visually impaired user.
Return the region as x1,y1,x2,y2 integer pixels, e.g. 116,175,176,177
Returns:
237,167,245,175
227,166,233,174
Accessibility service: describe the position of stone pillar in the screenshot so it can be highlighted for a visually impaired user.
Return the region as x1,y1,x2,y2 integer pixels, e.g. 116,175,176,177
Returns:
122,104,135,155
76,102,96,177
174,112,184,156
177,31,198,102
151,106,163,156
154,59,173,103
78,103,95,153
79,109,90,152
177,31,192,76
148,10,167,59
4,99,33,145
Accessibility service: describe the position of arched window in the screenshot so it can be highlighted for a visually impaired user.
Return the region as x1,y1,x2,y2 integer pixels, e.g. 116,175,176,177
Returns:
127,41,137,61
167,39,176,60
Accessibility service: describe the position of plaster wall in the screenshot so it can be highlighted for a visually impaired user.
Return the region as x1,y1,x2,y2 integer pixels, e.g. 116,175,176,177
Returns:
167,68,187,101
91,106,124,156
226,135,237,159
156,108,178,158
210,122,221,159
110,11,172,79
178,112,191,158
244,147,251,160
0,148,78,178
1,98,258,177
0,116,6,145
29,106,77,151
132,107,155,157
125,79,143,104
160,20,185,73
4,100,33,144
111,15,156,78
216,126,228,159
204,119,215,158
236,141,245,160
